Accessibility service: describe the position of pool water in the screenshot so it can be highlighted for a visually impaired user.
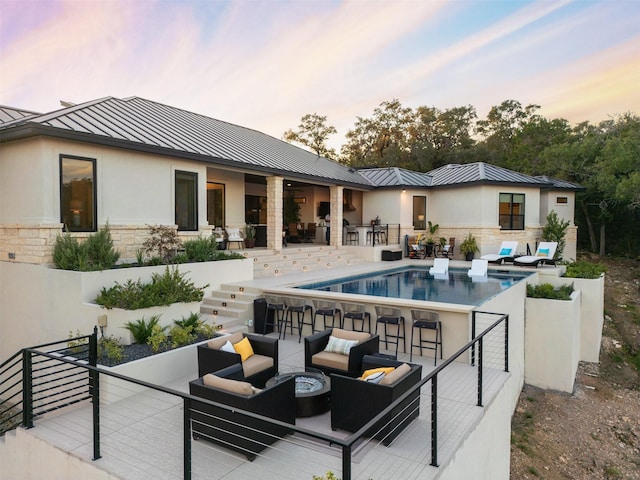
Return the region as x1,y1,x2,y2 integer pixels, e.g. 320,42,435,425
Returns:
296,267,531,306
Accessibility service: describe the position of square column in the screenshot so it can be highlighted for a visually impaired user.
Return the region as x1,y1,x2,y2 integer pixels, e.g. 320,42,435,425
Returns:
329,186,344,247
267,176,283,250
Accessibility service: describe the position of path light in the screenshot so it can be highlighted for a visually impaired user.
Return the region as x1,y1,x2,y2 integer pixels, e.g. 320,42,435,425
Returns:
239,287,244,292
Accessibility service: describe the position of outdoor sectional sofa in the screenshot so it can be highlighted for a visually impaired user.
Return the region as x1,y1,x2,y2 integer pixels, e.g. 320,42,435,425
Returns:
331,354,422,445
189,363,296,461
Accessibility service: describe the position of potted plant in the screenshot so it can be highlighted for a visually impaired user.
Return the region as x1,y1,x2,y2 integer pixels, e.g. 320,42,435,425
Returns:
425,221,439,257
244,223,256,248
460,232,479,261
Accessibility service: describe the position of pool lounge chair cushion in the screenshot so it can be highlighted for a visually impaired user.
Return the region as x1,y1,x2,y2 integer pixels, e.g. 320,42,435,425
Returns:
481,241,519,264
513,242,558,267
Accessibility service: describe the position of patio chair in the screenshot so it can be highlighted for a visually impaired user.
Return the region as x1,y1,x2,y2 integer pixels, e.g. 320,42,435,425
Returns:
513,242,558,267
439,237,455,258
304,327,379,377
330,355,422,446
467,259,488,277
313,299,342,330
374,306,406,356
481,241,518,264
226,227,244,249
410,309,442,364
341,302,371,333
306,222,316,242
287,223,300,243
283,296,313,342
189,363,295,461
429,258,449,276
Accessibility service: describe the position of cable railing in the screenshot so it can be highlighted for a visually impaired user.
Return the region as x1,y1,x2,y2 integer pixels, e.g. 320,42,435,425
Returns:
1,312,509,479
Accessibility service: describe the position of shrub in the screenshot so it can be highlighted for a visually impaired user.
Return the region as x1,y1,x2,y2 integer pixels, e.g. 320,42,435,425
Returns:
526,283,574,300
183,236,216,262
53,223,120,271
196,321,218,338
66,330,86,354
175,312,201,330
564,260,607,279
98,335,123,363
542,211,570,260
143,224,182,263
148,324,168,352
168,324,196,349
124,315,163,344
95,266,207,310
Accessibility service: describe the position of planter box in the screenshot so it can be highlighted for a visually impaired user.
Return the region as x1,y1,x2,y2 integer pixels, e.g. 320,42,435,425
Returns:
100,339,210,404
548,274,605,363
525,291,581,393
87,301,202,345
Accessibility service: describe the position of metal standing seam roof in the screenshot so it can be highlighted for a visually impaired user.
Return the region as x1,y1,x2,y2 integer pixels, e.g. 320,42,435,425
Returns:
535,175,585,191
357,167,432,188
0,96,374,188
0,105,41,125
426,162,552,188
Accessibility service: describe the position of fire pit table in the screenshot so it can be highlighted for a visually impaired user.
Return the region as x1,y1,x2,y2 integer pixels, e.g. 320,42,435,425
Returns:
266,370,330,417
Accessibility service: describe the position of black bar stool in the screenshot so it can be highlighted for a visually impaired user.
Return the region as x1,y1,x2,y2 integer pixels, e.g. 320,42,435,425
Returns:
341,302,371,333
284,297,314,343
410,309,442,365
374,306,406,356
313,300,342,330
264,295,286,338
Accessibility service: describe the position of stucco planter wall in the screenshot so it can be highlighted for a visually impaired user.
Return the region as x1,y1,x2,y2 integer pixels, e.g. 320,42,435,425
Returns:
525,291,581,393
99,339,208,404
548,274,605,363
88,301,202,345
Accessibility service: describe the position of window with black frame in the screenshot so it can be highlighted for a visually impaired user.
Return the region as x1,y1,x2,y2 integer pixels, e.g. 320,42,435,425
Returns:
60,155,96,232
175,170,198,231
499,193,525,230
413,195,426,230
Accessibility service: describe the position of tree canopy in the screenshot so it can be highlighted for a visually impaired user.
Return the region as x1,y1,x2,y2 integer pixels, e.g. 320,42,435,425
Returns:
283,100,640,257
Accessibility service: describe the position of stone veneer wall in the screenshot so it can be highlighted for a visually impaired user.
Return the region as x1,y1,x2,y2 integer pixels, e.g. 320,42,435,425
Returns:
0,223,215,265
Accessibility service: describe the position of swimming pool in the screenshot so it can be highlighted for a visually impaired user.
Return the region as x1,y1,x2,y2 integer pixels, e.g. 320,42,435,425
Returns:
295,266,531,306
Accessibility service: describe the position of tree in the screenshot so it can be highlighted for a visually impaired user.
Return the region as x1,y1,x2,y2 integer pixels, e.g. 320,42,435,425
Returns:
283,113,337,159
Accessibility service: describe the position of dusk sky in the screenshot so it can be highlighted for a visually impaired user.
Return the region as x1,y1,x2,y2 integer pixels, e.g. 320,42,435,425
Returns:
2,0,639,150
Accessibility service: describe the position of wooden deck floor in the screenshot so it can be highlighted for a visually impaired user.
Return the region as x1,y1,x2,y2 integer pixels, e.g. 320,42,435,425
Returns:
29,332,509,480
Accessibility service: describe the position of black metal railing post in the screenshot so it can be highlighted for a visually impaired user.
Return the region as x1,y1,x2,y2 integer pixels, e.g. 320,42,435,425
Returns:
471,311,477,366
21,349,33,429
342,443,352,480
477,337,483,407
184,397,192,480
89,327,101,460
504,315,510,372
431,376,438,466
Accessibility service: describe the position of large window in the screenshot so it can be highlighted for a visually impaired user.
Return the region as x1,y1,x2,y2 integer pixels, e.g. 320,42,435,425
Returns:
175,171,198,231
499,193,525,230
413,196,426,230
60,155,96,232
207,182,225,227
245,195,267,224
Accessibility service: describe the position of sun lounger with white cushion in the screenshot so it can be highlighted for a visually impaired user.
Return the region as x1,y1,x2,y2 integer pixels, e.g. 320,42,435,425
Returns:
513,242,558,267
481,241,518,264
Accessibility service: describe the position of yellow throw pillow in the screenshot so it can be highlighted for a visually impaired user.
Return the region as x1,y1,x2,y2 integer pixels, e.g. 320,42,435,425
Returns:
233,337,254,362
359,366,395,380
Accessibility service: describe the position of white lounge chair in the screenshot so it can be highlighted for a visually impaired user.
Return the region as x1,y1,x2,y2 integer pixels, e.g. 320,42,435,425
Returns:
226,227,244,249
467,259,488,277
481,241,518,264
513,242,558,267
429,258,449,276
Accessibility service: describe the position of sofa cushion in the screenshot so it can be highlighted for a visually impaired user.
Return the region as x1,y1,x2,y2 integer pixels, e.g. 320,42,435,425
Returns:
324,335,358,355
360,366,395,380
220,340,235,353
312,351,349,372
207,332,243,350
242,354,274,378
379,363,412,385
332,328,370,343
202,373,254,395
233,337,254,362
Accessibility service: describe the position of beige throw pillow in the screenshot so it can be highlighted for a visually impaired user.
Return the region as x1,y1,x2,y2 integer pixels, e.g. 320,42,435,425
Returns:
379,363,412,385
